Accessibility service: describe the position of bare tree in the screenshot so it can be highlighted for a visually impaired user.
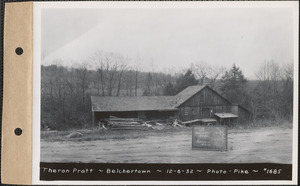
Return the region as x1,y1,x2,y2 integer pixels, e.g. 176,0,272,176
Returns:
91,51,130,96
104,53,118,96
41,63,72,128
254,60,287,120
207,65,226,89
90,51,106,96
76,62,90,110
191,62,209,85
124,69,135,96
191,62,225,89
116,55,128,96
135,69,138,96
281,62,294,120
134,56,141,96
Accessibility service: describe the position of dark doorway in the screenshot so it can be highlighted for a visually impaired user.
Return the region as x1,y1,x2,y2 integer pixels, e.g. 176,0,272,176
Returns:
202,107,211,118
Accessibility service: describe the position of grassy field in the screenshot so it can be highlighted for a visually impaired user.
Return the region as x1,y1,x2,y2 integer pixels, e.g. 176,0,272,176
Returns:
41,122,293,164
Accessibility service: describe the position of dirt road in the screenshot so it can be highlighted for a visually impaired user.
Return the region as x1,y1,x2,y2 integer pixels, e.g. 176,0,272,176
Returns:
41,127,293,163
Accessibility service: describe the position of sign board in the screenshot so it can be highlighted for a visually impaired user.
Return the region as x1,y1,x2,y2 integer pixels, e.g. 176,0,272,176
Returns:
192,125,227,151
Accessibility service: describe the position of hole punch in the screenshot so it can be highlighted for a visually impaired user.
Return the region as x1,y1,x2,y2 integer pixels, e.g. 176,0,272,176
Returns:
15,47,23,55
14,128,22,136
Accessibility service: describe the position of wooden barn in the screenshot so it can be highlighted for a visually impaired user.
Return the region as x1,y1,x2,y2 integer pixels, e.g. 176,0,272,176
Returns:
91,96,178,124
91,85,251,125
174,86,233,121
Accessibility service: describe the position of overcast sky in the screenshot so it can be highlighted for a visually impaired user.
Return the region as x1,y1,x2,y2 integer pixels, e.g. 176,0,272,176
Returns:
41,7,295,79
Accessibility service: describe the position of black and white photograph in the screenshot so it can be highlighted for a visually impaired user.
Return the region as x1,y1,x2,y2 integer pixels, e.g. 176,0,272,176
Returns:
33,1,298,184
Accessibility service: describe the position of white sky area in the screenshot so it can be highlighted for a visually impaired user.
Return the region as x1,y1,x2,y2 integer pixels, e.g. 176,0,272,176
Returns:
41,7,295,79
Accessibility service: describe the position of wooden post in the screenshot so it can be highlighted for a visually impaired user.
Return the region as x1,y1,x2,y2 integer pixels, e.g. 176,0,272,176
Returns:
92,111,95,126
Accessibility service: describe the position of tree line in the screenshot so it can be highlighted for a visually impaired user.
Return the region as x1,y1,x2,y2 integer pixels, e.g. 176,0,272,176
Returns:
41,51,293,130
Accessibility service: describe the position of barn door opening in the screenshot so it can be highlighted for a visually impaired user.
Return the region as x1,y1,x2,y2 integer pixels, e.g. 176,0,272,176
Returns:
202,107,211,118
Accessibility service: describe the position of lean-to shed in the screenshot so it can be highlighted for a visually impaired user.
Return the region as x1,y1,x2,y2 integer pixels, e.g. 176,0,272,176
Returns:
91,85,251,125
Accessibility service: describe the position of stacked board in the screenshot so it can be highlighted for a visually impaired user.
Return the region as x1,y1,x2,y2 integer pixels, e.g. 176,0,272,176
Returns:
106,116,149,130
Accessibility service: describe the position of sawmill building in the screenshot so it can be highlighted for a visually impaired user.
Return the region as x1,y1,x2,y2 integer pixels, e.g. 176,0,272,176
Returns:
91,85,250,125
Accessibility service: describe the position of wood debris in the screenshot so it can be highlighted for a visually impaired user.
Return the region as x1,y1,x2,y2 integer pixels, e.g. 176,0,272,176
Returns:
172,119,183,128
66,131,83,138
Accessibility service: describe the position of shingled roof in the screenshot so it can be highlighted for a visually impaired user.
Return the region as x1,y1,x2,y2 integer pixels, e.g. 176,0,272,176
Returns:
91,96,178,112
91,85,217,112
173,85,206,107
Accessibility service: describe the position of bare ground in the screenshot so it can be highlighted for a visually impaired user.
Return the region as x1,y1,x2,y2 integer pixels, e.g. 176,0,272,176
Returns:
41,126,293,164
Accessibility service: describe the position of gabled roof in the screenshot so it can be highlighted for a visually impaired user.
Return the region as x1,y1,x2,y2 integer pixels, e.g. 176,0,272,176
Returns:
91,96,178,112
174,85,206,107
91,85,250,113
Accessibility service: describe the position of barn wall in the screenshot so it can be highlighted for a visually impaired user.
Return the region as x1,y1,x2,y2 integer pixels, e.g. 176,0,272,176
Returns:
145,111,176,120
178,87,232,121
230,105,251,124
94,110,176,124
231,105,239,115
238,107,251,124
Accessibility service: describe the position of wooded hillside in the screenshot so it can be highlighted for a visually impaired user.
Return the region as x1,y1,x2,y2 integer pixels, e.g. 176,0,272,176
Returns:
41,56,293,130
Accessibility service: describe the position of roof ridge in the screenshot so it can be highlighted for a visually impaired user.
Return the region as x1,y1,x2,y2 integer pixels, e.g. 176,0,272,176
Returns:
91,95,175,97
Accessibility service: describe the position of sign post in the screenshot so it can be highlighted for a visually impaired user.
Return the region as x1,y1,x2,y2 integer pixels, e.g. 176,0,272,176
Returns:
192,125,227,151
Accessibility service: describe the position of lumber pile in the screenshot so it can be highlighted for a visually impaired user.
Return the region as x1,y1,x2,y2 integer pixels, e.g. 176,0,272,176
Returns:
109,115,142,122
98,116,184,130
105,116,151,130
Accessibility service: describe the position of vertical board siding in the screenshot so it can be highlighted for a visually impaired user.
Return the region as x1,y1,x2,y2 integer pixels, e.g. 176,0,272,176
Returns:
178,87,232,121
